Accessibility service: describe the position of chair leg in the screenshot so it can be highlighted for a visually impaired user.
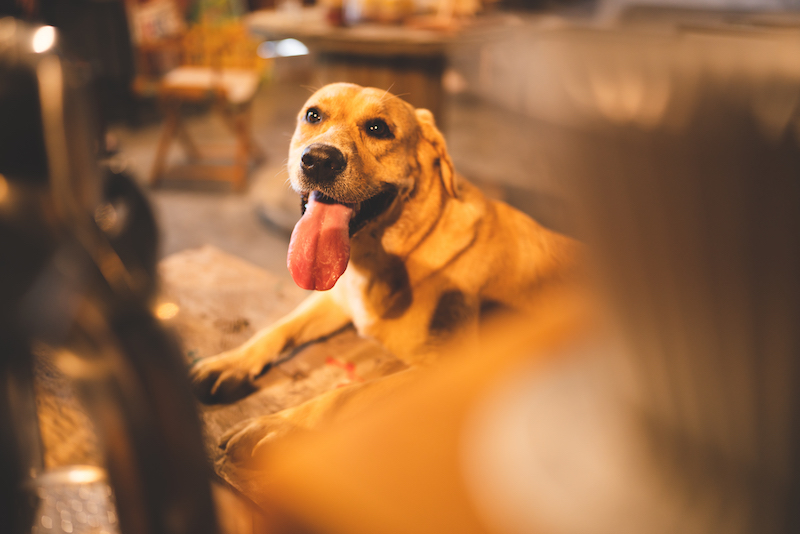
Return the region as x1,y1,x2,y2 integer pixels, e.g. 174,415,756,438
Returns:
154,97,262,191
232,110,250,192
150,101,180,186
221,102,265,165
242,103,266,165
218,102,258,192
176,120,201,163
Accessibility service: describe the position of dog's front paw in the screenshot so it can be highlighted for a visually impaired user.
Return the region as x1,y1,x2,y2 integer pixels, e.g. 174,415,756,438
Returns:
189,349,270,404
219,414,298,465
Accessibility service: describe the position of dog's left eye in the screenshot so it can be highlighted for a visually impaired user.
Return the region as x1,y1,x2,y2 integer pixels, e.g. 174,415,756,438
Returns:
365,118,392,139
305,108,322,124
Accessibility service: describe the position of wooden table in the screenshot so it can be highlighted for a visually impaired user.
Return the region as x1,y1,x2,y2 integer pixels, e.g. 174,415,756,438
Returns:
246,7,454,120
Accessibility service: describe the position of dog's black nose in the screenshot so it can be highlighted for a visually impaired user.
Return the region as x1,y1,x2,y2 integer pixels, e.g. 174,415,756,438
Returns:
300,144,346,183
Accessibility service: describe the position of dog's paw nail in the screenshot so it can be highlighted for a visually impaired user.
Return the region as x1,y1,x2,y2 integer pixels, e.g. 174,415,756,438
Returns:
219,434,239,453
189,364,259,405
189,372,221,404
218,417,295,465
218,425,244,452
250,432,278,458
253,362,273,379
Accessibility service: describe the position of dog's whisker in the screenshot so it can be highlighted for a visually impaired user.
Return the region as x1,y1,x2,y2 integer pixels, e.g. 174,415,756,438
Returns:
379,84,396,104
383,92,411,103
301,84,321,94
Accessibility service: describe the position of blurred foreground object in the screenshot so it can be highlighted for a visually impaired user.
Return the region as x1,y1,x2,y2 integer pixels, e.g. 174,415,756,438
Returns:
536,23,800,534
232,21,800,534
0,18,219,534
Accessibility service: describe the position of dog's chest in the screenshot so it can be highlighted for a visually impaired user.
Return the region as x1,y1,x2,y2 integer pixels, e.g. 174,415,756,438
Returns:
338,257,411,323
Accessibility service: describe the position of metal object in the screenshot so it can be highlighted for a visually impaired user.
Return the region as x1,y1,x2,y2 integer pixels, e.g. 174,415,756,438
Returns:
31,466,120,534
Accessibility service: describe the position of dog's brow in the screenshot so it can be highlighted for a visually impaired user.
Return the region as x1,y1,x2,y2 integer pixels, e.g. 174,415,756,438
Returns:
361,99,397,118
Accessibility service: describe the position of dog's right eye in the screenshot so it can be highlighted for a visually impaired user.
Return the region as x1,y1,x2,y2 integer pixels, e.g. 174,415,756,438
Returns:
305,108,322,124
365,118,392,139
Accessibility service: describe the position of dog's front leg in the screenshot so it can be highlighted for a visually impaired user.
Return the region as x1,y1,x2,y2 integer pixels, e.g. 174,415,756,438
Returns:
219,368,420,464
189,290,352,404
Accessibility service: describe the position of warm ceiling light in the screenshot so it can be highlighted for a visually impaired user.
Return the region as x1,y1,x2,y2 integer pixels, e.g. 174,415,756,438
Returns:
155,302,180,320
32,25,55,53
0,174,8,203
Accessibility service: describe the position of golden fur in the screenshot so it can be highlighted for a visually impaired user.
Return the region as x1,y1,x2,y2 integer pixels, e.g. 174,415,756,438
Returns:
189,83,578,461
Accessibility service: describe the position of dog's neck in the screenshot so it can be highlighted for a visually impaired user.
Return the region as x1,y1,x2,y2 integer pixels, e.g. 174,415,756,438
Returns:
352,176,446,258
343,176,486,322
351,177,484,281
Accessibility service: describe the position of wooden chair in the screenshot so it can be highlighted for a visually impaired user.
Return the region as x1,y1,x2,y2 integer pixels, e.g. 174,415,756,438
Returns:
150,22,269,192
129,0,186,99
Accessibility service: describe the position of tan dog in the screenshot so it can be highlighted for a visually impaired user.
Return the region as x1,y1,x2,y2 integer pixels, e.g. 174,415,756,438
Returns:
190,83,577,459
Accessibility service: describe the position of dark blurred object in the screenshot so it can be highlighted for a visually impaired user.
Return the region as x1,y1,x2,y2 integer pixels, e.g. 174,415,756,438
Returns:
0,0,138,144
0,18,218,534
40,0,137,131
495,0,594,11
247,0,277,10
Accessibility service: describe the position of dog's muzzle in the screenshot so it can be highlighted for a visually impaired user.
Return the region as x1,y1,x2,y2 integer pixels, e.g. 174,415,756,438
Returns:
301,143,346,184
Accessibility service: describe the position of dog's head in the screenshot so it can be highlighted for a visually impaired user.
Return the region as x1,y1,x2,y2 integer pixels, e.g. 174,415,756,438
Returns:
286,83,456,291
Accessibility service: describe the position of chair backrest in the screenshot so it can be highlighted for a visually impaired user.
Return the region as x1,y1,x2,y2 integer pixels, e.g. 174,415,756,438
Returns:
181,22,267,71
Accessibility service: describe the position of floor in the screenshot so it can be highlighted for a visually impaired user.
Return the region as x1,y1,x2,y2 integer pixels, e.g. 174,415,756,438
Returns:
110,72,574,285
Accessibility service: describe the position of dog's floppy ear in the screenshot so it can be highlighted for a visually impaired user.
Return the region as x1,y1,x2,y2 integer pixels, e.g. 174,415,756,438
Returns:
415,108,458,198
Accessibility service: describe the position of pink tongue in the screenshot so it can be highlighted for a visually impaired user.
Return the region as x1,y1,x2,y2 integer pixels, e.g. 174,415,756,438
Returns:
287,193,354,291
